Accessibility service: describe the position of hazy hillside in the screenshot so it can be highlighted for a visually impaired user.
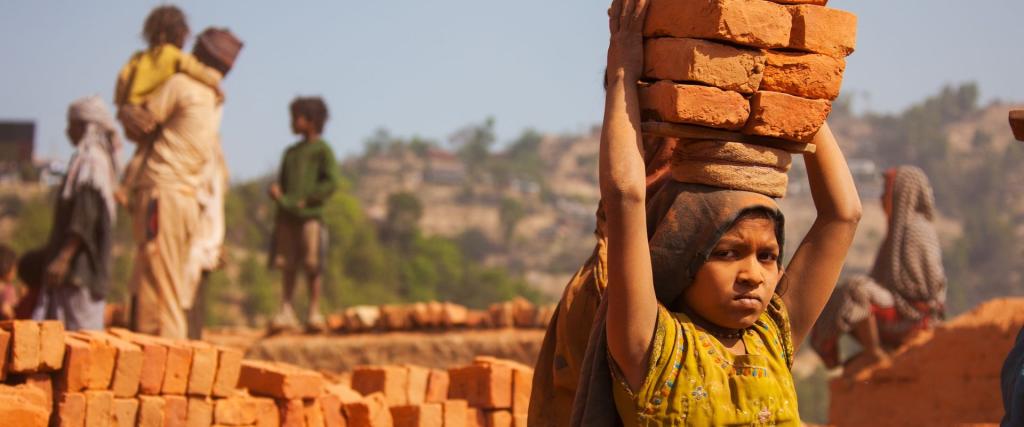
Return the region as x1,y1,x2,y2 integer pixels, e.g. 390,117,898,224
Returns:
2,83,1019,327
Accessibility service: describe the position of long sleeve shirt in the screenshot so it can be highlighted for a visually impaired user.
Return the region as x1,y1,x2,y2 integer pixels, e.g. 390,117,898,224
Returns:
276,138,340,221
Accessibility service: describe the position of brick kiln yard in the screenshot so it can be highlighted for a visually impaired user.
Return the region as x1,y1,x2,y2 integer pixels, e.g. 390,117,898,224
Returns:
0,297,1020,426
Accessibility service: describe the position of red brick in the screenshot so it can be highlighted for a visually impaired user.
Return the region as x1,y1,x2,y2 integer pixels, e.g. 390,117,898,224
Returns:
426,302,445,328
56,392,87,427
380,305,413,331
510,367,532,416
643,38,766,94
440,303,468,328
351,365,408,407
213,396,263,426
424,370,449,404
160,339,194,395
534,306,555,329
0,383,49,417
85,390,114,427
113,398,140,427
319,393,347,427
68,331,117,391
327,313,346,332
14,373,53,412
278,399,305,427
466,408,483,427
0,393,49,427
213,347,243,397
0,328,10,381
787,4,857,57
304,399,327,427
80,331,144,397
405,364,430,405
510,298,536,329
512,414,526,427
639,81,750,130
1,320,40,373
188,398,214,427
760,51,845,100
408,303,430,329
464,311,490,329
390,403,442,427
253,398,281,427
138,395,167,427
343,392,393,427
447,364,512,409
213,398,253,425
39,320,66,370
185,341,219,396
60,336,92,392
108,328,169,395
771,0,827,4
325,383,363,404
165,395,190,427
488,303,515,329
744,91,832,142
484,410,512,427
441,401,467,427
645,0,792,49
471,358,532,415
238,360,325,400
344,306,381,332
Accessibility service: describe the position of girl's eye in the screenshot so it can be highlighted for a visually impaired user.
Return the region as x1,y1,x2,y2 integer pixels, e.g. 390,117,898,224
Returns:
714,250,737,259
758,252,779,263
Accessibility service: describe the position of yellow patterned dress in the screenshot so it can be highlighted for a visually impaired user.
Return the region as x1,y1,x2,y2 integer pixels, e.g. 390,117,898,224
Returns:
611,295,799,426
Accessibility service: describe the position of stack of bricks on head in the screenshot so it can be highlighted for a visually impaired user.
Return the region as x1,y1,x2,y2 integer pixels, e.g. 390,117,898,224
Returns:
0,319,533,427
639,0,857,196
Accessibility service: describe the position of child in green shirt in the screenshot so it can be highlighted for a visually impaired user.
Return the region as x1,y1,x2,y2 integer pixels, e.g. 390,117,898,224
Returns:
268,97,340,333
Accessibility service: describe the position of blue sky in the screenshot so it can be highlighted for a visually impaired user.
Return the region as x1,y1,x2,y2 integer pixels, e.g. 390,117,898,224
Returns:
2,0,1023,179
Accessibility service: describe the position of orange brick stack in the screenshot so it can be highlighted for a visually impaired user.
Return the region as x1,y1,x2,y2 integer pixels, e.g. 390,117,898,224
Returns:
0,320,66,426
0,319,534,427
641,0,857,144
325,299,554,335
446,357,532,427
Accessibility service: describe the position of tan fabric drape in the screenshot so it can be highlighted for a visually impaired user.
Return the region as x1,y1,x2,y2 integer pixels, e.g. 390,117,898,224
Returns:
129,74,220,339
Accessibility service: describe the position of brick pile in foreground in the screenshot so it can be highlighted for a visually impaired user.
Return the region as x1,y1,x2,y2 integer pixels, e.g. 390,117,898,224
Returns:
326,298,554,334
640,0,857,143
0,319,533,426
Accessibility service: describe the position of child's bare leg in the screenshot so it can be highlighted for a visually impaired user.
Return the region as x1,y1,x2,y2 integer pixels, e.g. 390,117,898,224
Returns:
270,268,300,331
844,314,889,374
306,269,322,320
282,268,298,310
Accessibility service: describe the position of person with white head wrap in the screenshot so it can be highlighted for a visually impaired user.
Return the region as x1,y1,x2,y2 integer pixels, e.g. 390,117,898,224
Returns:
30,95,121,331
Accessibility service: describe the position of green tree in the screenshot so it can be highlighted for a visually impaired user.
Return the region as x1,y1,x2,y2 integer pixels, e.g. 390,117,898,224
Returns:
451,117,496,178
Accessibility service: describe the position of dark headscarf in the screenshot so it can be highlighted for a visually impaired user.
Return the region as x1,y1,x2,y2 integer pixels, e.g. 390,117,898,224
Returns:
571,181,786,426
870,165,946,320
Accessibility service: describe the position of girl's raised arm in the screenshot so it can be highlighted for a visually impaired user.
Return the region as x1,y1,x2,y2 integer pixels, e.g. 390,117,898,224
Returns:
601,0,658,391
781,123,863,347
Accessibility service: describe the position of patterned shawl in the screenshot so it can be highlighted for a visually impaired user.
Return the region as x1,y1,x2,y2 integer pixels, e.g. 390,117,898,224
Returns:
870,165,946,320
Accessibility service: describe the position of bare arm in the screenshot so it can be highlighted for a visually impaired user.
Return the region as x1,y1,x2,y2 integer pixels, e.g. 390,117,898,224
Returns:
602,0,657,392
781,123,863,348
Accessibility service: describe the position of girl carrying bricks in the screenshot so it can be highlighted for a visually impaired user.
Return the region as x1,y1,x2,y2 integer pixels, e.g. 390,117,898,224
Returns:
574,0,862,424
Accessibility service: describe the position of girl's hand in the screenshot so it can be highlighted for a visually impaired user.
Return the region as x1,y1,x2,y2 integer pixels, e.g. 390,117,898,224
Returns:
607,0,649,84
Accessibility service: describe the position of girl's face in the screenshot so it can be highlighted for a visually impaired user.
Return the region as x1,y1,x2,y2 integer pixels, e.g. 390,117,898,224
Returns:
683,216,782,330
